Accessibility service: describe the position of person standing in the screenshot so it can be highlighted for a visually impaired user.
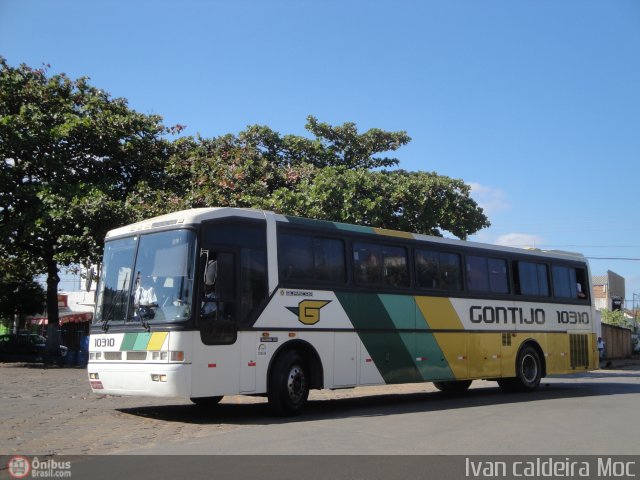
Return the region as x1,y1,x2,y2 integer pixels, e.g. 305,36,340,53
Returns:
597,336,605,361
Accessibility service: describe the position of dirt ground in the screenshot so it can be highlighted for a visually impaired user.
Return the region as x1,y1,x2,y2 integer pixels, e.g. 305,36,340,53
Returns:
0,363,442,455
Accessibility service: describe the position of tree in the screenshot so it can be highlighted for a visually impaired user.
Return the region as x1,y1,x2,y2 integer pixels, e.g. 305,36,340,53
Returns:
600,309,632,329
137,116,489,239
0,58,171,352
0,249,45,328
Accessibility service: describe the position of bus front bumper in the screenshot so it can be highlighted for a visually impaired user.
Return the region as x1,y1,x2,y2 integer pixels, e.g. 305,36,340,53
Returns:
87,362,192,398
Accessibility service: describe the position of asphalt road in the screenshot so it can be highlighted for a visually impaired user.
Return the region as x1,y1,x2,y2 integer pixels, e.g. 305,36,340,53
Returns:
1,361,639,457
126,369,640,455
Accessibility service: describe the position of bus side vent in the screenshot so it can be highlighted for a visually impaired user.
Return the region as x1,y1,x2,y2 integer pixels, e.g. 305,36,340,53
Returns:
127,351,148,361
569,334,589,369
502,333,512,347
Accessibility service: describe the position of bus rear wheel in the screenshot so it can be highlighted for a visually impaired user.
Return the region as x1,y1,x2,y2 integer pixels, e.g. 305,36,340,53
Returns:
190,396,223,407
433,380,472,393
268,350,309,416
500,345,542,392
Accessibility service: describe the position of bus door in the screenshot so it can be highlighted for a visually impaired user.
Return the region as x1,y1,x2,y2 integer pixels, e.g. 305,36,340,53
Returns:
197,248,262,393
200,251,238,345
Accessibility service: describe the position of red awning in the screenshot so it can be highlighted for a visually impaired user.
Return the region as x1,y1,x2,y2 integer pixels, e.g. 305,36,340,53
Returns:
28,311,93,326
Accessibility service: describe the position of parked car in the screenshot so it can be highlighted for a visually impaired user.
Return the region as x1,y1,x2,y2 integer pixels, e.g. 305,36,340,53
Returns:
0,333,68,363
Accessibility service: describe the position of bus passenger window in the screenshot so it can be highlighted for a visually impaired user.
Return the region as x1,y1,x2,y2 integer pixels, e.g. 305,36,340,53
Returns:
314,238,346,283
382,246,409,288
278,234,314,280
467,255,509,294
553,265,588,300
353,243,382,285
353,242,408,287
416,249,462,291
552,265,578,299
514,261,549,297
278,232,346,283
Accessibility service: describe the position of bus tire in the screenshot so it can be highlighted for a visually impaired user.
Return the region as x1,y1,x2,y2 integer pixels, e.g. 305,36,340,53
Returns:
514,345,542,391
190,396,223,407
433,380,472,393
500,345,542,393
268,350,309,416
497,378,517,392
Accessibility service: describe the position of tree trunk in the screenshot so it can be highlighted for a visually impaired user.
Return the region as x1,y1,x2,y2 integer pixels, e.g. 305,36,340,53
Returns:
45,257,61,356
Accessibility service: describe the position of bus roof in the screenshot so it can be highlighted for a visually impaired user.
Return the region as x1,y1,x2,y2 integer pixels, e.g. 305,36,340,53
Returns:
105,207,587,263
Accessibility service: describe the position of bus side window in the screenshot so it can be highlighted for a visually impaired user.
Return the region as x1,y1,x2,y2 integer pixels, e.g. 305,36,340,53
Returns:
514,261,549,297
467,255,509,294
353,243,383,285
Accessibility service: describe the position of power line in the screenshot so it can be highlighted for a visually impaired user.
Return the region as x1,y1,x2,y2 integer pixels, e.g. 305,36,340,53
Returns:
586,257,640,261
538,245,640,248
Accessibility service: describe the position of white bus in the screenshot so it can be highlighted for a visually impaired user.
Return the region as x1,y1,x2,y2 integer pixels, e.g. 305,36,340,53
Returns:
88,208,597,415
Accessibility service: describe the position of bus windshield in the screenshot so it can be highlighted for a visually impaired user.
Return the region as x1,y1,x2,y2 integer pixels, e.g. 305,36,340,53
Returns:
95,229,197,326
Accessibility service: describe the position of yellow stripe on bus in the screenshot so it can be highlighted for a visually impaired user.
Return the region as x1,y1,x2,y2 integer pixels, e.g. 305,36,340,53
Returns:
415,296,464,330
372,228,415,239
147,332,168,351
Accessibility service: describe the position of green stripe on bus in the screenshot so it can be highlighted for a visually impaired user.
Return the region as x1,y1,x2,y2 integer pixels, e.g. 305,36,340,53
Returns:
284,216,375,234
132,332,153,351
414,332,455,381
378,294,415,330
120,333,137,351
336,292,422,384
379,294,455,381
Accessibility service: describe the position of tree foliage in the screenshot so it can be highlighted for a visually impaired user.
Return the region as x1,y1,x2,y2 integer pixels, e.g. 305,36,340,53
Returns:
600,309,632,329
1,58,490,347
129,116,489,239
0,248,45,324
0,57,170,348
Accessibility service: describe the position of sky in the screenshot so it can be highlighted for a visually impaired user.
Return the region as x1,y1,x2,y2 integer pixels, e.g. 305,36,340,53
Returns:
2,0,640,304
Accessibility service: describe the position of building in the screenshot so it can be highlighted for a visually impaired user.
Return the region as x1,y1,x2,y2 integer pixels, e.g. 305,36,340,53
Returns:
592,270,625,311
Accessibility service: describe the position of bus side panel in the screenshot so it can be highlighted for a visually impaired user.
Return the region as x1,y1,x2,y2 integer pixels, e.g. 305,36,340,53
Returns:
416,296,468,381
467,332,502,379
431,332,468,379
545,332,570,374
191,337,240,398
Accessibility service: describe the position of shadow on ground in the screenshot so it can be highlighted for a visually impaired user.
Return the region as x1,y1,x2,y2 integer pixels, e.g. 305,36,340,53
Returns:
117,371,640,427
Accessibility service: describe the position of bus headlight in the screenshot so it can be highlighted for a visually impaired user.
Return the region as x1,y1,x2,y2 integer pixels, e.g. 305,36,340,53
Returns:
170,351,184,362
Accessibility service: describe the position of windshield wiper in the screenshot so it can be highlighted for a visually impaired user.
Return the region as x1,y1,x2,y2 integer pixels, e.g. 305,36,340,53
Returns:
137,303,156,333
140,315,151,333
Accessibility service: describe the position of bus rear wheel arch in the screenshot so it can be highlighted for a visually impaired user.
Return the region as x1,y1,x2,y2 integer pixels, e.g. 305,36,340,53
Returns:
499,342,544,392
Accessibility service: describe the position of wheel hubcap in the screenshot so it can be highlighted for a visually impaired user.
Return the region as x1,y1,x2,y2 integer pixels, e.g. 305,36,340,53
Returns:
522,353,538,383
287,365,306,404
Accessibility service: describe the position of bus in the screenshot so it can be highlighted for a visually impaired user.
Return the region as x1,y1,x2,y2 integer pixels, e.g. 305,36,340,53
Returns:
88,207,598,415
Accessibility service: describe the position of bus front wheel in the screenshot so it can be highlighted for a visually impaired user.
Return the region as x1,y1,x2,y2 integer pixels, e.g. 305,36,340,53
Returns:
190,396,223,407
268,350,309,416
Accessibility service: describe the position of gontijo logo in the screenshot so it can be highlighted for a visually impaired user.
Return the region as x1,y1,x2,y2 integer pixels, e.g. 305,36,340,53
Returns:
287,300,331,325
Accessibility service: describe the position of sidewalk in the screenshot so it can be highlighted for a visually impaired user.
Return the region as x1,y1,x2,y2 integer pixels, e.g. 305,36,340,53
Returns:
600,354,640,370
